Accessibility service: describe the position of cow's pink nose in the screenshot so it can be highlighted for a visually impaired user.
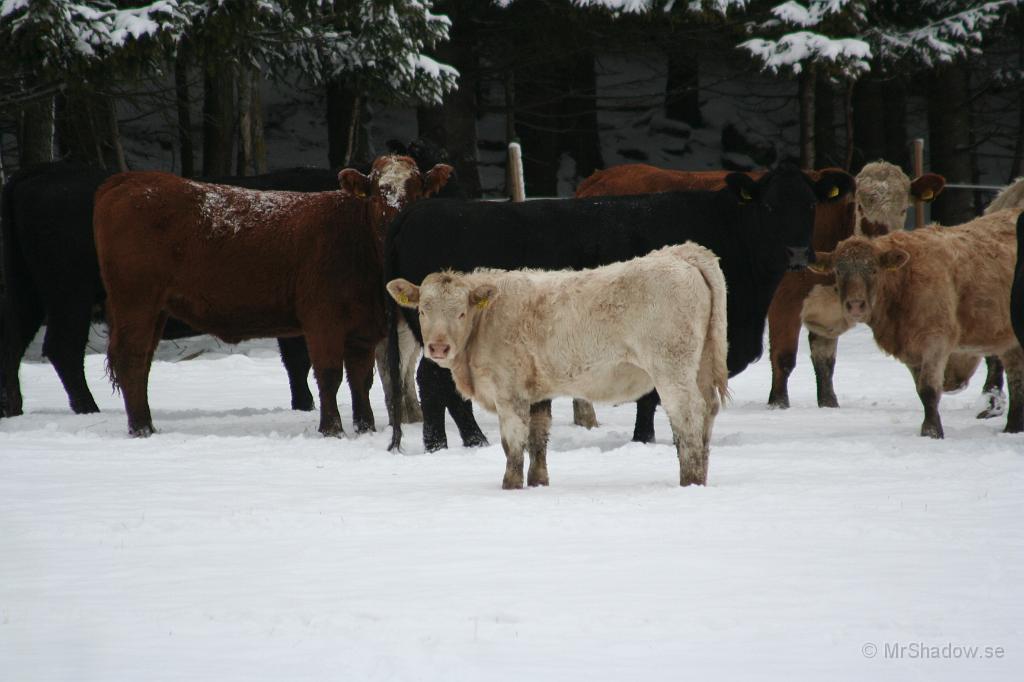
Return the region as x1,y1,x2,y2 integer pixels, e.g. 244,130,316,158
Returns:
846,299,866,316
428,343,450,358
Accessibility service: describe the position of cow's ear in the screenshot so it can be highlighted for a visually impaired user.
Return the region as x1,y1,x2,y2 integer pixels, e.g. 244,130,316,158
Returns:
724,173,758,203
910,173,945,202
338,169,372,198
423,164,454,197
814,171,855,203
469,284,497,310
879,247,910,271
387,279,421,308
807,251,835,274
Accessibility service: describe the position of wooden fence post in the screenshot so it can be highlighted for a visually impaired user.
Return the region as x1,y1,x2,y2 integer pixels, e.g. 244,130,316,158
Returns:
913,138,925,229
508,142,525,202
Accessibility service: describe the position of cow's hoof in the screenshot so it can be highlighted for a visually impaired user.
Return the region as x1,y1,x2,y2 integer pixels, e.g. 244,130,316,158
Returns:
71,400,100,415
462,434,489,448
1004,419,1023,434
527,468,549,487
291,399,315,412
353,420,375,435
129,424,155,438
502,472,524,489
425,439,448,453
767,397,790,409
976,390,1006,420
818,395,839,409
920,423,944,439
632,430,655,444
319,425,344,438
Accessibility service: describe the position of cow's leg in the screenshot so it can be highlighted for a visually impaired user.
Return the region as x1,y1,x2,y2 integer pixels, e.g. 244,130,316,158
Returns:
277,336,314,411
809,331,840,408
106,303,165,437
306,333,345,437
572,399,599,429
1000,347,1024,434
416,358,449,451
910,354,946,439
449,391,489,448
656,376,708,487
42,300,99,414
632,391,660,443
1,296,45,417
767,292,802,409
527,400,552,487
397,318,423,423
496,398,530,490
978,356,1006,420
345,344,376,434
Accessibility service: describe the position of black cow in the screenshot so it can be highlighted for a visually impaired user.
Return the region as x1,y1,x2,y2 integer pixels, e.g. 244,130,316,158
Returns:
1,163,337,418
1013,212,1024,351
385,163,855,451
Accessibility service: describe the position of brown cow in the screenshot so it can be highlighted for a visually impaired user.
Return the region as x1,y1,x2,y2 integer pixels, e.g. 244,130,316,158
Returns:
575,163,949,411
808,209,1024,438
94,155,451,437
781,161,944,409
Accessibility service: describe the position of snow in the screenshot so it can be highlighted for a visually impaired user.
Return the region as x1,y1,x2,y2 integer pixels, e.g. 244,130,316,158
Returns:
2,326,1022,680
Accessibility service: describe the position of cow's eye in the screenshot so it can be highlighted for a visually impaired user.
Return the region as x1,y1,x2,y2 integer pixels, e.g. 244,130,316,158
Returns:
459,312,466,319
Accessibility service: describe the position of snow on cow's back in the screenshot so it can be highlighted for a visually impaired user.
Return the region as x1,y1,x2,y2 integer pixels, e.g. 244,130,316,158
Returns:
185,180,317,238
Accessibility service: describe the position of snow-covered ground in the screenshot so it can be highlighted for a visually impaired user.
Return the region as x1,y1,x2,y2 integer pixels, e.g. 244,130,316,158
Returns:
2,326,1022,681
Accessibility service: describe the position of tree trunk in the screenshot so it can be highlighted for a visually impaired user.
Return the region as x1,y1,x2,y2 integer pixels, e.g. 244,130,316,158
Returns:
565,43,603,183
415,3,483,197
56,90,125,170
202,58,236,177
251,74,267,174
882,77,908,172
1010,10,1024,182
237,68,254,176
327,78,366,169
665,33,702,127
927,63,974,226
176,43,194,177
798,64,816,170
17,96,55,167
814,74,836,168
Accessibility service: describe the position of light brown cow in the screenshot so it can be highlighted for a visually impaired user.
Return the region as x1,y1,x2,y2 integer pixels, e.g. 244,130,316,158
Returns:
795,161,944,408
386,243,729,488
807,209,1024,438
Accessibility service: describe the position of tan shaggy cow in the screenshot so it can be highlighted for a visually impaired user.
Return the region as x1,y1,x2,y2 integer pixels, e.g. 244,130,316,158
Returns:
386,243,729,489
807,209,1024,438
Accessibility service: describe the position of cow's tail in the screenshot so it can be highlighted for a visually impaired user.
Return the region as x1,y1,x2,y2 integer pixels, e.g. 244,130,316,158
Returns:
686,244,730,405
384,214,404,452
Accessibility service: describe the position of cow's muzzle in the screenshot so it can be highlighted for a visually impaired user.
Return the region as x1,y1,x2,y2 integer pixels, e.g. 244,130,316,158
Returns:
786,246,814,271
427,342,451,362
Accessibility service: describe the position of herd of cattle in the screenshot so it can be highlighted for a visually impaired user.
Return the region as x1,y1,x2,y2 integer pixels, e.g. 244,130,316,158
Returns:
2,143,1023,488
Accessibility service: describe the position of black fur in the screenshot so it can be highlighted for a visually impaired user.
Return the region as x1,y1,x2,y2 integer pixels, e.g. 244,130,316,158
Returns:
385,163,854,451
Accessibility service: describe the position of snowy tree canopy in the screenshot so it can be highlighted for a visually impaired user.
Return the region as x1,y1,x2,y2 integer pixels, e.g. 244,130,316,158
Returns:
0,1,458,106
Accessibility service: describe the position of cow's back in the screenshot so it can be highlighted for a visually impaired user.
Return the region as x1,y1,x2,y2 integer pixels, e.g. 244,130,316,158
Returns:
874,210,1021,352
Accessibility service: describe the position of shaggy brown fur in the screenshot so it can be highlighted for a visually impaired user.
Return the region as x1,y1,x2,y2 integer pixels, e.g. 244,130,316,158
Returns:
811,209,1024,438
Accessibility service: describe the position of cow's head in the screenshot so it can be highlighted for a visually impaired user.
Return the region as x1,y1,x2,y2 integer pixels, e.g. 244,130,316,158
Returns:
809,236,909,323
724,163,855,271
339,154,453,228
387,272,496,368
855,161,944,237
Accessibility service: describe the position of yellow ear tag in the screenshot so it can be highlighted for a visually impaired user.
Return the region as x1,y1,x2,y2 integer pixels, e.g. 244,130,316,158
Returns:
475,297,489,310
397,292,411,306
827,185,839,199
740,189,752,201
920,189,934,201
356,189,367,198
